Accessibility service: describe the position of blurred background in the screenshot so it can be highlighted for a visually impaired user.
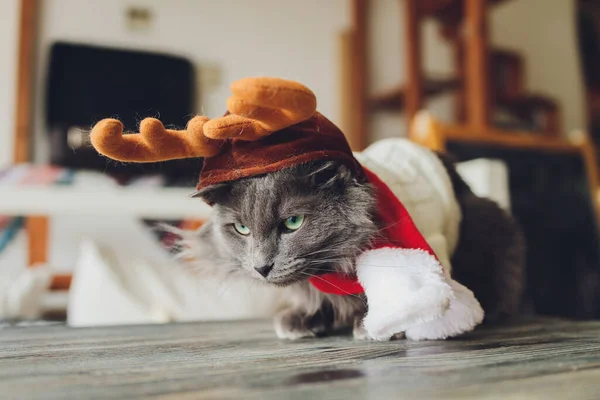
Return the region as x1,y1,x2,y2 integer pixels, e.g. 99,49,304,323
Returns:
0,0,599,326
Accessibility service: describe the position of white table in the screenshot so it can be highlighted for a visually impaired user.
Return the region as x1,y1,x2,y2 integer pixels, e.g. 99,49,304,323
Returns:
0,180,212,293
0,185,212,219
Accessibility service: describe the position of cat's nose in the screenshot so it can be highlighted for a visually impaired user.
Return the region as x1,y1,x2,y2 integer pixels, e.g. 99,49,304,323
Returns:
254,263,274,278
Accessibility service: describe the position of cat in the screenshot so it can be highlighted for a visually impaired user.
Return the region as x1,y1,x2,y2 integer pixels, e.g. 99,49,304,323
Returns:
182,155,525,339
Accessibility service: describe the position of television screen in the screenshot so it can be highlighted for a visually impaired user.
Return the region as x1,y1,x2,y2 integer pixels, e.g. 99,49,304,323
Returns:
45,42,201,181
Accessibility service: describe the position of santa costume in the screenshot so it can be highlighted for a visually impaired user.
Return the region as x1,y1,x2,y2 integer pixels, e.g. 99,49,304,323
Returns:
90,77,484,340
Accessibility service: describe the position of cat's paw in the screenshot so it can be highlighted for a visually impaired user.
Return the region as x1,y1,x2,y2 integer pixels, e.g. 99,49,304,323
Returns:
274,311,327,340
352,316,373,340
391,331,406,340
353,316,405,340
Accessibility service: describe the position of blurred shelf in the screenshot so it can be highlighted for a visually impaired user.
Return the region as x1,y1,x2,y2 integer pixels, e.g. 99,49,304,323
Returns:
496,94,558,112
418,0,510,22
442,124,582,154
369,77,462,111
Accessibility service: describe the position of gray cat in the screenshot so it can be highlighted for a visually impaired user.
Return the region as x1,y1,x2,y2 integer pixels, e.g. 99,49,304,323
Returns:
183,157,524,339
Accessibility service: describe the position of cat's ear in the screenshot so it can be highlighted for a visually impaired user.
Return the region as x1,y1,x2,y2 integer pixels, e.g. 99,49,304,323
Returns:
192,183,232,205
309,161,355,190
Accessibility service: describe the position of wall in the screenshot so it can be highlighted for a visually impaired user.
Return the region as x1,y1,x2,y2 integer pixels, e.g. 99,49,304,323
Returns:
32,0,351,162
1,0,589,163
368,0,455,141
367,0,585,140
491,0,585,134
0,0,19,167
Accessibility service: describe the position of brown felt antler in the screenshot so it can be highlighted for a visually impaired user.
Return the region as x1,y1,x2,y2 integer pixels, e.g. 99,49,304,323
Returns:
200,77,317,140
90,77,317,162
90,117,222,163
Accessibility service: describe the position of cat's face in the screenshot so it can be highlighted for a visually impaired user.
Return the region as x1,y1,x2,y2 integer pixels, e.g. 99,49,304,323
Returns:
196,162,376,286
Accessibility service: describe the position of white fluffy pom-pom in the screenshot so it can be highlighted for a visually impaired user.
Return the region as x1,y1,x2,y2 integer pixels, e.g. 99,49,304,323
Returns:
357,248,453,340
405,279,484,340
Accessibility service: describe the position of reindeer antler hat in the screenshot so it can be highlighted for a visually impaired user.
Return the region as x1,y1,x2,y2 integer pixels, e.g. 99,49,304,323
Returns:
91,77,364,190
91,77,483,341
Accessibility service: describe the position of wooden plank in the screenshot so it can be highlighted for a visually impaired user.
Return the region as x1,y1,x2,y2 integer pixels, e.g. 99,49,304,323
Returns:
26,216,48,266
443,124,581,153
464,0,490,128
49,274,72,291
339,30,363,151
12,0,50,274
1,318,600,398
349,0,368,150
410,112,580,154
403,0,423,123
13,0,38,163
179,219,205,231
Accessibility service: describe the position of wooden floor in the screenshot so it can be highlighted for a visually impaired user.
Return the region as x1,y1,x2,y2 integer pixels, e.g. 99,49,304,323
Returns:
1,317,599,399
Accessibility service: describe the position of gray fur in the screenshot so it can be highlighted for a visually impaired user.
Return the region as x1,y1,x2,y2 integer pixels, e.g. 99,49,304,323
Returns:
188,161,375,338
180,156,525,339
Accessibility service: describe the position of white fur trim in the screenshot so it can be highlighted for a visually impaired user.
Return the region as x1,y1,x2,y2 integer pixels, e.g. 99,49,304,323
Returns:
425,233,453,277
355,138,462,259
357,248,453,341
405,279,484,340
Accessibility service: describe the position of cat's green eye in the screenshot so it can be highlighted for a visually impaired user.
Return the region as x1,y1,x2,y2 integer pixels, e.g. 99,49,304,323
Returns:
283,215,305,231
233,222,250,235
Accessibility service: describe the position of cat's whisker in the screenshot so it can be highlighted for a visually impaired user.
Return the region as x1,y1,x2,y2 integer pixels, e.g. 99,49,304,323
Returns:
297,244,352,257
352,263,444,271
370,215,412,233
298,271,367,307
305,258,347,263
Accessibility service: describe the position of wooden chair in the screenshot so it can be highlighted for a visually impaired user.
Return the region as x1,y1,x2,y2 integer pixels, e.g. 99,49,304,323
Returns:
9,0,62,292
346,0,562,144
409,111,600,231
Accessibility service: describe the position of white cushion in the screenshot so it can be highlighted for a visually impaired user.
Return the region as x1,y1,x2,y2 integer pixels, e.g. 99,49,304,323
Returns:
456,158,511,212
67,234,285,327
